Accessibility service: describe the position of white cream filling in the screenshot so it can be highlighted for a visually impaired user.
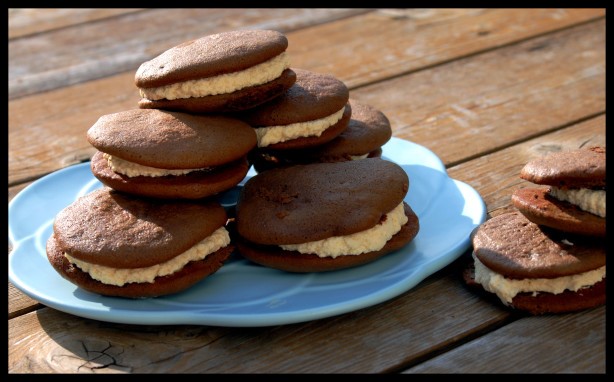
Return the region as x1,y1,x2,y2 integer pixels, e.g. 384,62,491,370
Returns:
104,153,208,178
65,227,231,287
349,153,369,160
139,52,290,100
256,107,345,148
280,202,408,258
473,253,605,305
549,187,606,217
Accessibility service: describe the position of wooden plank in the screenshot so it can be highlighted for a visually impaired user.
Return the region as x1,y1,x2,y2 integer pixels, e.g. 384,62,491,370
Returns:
8,8,371,99
8,9,603,100
7,262,512,373
9,73,141,187
8,8,145,39
288,8,604,89
352,19,605,166
404,306,605,373
8,20,605,186
8,283,43,319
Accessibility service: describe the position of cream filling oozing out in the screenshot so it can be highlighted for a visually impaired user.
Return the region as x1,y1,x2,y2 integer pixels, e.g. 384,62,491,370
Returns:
65,227,231,286
256,107,345,148
549,187,606,217
472,254,605,305
139,52,290,100
280,202,408,258
104,153,209,178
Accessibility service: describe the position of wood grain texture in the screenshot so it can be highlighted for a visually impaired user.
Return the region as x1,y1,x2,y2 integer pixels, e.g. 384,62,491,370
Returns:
8,19,605,186
352,20,604,167
288,8,604,88
8,9,603,100
403,305,605,373
8,8,145,39
8,8,371,99
8,283,42,320
7,262,512,373
7,9,606,374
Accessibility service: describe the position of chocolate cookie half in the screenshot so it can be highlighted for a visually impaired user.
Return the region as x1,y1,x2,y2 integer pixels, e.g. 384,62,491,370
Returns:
511,146,605,236
235,68,351,150
464,211,605,315
88,109,256,199
249,100,392,172
46,188,234,298
136,29,296,113
234,159,419,272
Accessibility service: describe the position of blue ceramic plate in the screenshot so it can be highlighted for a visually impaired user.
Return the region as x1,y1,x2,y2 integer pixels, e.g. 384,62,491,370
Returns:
9,138,486,327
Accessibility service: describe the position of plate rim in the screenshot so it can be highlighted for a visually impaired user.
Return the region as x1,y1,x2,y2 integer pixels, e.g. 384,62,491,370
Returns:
9,137,485,327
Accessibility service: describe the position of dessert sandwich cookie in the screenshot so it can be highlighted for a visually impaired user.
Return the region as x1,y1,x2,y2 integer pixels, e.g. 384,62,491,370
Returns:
233,159,420,272
463,211,605,315
135,29,296,113
511,146,605,237
234,68,352,152
88,109,257,199
249,100,392,172
46,188,234,298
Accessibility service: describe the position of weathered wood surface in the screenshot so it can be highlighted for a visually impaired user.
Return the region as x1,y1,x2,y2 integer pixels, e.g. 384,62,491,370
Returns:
404,305,606,373
9,9,604,100
9,9,605,185
7,264,510,373
8,8,371,99
8,8,606,374
8,8,145,39
8,15,605,185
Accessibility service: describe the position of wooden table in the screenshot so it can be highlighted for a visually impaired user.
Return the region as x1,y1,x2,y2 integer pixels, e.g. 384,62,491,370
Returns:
8,8,606,373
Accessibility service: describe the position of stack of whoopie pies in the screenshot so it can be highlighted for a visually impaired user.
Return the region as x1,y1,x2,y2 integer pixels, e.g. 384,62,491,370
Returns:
48,29,295,298
464,146,606,314
246,98,393,173
47,28,419,299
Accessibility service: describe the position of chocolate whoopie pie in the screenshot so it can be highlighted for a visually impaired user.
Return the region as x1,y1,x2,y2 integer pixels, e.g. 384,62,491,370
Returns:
463,211,605,315
88,109,256,199
46,188,234,298
234,159,420,272
136,29,296,113
235,68,351,150
250,100,392,172
511,146,605,237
